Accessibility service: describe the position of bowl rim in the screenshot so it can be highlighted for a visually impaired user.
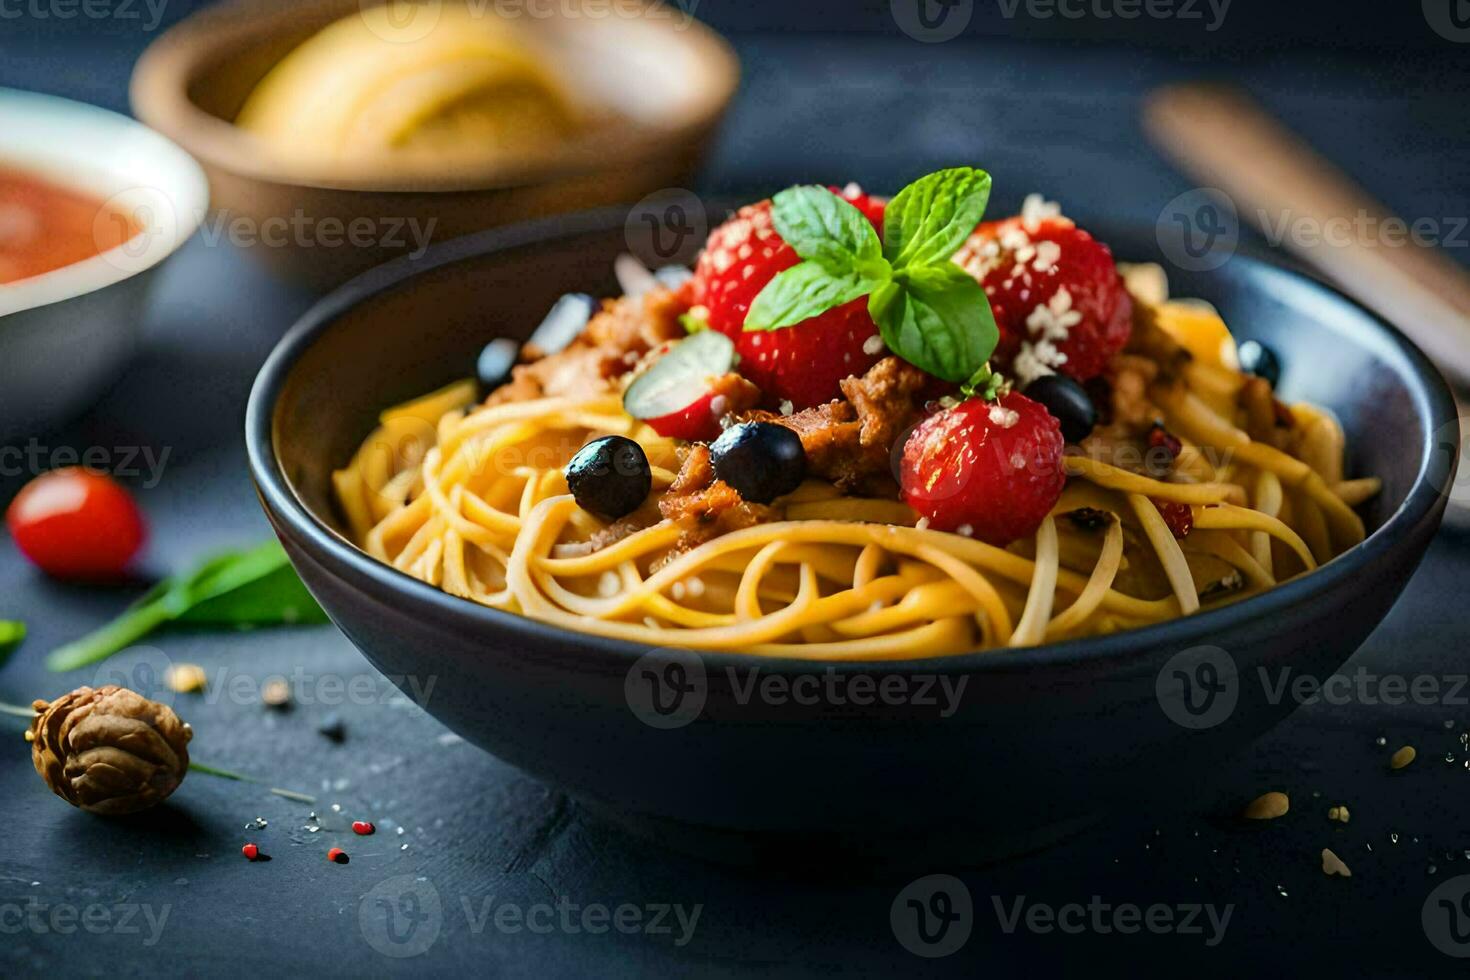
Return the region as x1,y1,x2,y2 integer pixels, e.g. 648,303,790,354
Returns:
0,87,210,317
129,0,741,193
246,203,1459,674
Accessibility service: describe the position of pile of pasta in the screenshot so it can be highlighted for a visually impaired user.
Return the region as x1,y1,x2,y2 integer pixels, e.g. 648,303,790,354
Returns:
333,266,1378,660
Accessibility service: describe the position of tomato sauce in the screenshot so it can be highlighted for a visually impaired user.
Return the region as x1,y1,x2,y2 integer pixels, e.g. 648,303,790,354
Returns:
0,167,142,285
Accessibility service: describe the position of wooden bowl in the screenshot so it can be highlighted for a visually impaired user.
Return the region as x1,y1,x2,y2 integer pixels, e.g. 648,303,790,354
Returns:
130,0,739,289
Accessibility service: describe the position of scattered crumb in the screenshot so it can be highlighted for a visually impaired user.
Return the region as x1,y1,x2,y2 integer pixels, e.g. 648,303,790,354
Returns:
261,677,291,708
1390,745,1417,770
1321,848,1352,877
1327,805,1351,824
166,664,207,694
1243,791,1290,820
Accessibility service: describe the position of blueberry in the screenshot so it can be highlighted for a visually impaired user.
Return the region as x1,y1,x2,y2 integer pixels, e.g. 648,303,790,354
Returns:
566,436,651,520
1022,374,1097,444
710,423,806,504
1237,340,1281,387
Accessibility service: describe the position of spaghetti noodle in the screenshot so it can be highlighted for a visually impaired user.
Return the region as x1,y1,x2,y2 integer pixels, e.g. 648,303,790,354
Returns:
332,256,1377,660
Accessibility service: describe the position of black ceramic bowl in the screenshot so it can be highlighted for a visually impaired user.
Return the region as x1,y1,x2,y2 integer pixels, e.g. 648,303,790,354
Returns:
247,205,1458,867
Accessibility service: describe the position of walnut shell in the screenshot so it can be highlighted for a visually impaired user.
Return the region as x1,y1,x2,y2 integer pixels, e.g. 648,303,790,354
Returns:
30,685,192,815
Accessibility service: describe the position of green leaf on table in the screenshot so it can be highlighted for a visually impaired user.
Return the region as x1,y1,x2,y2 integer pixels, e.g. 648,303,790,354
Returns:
179,562,329,626
0,620,25,668
45,540,326,672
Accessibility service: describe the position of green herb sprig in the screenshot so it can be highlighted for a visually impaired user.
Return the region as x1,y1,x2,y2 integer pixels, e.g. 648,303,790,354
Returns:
45,541,328,673
744,167,1000,385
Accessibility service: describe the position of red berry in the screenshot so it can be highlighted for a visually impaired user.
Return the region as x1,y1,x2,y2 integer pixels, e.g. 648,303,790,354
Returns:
5,468,146,579
900,391,1066,546
1147,423,1182,459
1153,499,1194,539
242,843,259,861
623,332,739,442
688,186,888,409
328,847,349,864
953,213,1131,382
352,820,375,835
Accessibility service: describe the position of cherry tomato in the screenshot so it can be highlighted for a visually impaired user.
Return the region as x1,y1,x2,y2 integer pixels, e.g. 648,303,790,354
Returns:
5,468,146,579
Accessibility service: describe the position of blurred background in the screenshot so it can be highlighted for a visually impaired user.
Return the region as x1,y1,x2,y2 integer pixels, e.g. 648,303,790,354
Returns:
3,3,1470,975
5,0,1468,215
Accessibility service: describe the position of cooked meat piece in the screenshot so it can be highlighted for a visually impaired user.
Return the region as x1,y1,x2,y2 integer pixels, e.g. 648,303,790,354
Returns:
734,357,928,496
741,400,863,481
586,284,687,352
661,478,744,524
484,288,687,406
1078,354,1168,473
707,372,763,421
668,444,714,495
839,356,929,454
657,450,777,554
1102,354,1162,432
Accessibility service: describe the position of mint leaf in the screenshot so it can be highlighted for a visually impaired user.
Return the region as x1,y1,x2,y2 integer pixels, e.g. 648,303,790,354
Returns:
869,264,997,383
883,167,992,270
741,170,999,379
769,186,883,275
745,262,884,333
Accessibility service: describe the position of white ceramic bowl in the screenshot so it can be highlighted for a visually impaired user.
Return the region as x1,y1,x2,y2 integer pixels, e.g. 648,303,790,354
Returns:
0,88,209,440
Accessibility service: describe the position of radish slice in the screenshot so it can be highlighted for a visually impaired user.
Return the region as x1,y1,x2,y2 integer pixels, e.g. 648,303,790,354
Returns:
624,331,736,441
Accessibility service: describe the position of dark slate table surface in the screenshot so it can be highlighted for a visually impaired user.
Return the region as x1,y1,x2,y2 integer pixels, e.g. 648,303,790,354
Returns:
4,17,1470,978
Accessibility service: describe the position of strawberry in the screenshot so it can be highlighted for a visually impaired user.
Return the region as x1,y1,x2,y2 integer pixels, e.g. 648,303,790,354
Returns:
952,208,1131,383
687,186,888,409
899,391,1065,546
624,331,752,442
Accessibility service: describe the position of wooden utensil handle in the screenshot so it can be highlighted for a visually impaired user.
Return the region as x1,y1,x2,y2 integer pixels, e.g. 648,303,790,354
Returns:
1145,83,1470,388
